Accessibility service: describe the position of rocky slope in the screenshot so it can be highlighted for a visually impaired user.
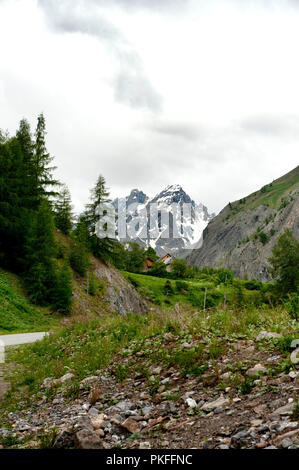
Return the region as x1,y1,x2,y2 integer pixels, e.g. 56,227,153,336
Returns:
113,185,214,257
1,329,298,450
188,166,299,281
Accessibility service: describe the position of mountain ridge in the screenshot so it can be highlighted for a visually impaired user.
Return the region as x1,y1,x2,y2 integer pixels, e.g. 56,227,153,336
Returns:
113,185,214,257
187,166,299,281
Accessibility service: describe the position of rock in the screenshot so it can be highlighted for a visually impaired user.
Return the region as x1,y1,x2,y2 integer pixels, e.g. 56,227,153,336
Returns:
161,378,170,385
139,441,151,449
256,441,267,449
186,398,197,409
53,431,75,449
92,418,104,430
88,407,99,418
270,402,295,417
289,371,299,380
256,331,282,341
41,377,58,389
266,355,280,362
253,404,267,415
59,373,74,384
105,400,135,414
142,406,154,416
251,419,263,427
221,372,232,380
79,376,99,389
74,429,103,449
231,430,249,444
95,429,105,437
273,429,299,447
233,398,241,403
281,438,294,449
201,397,229,412
152,367,162,375
82,403,90,411
246,364,267,377
121,418,142,434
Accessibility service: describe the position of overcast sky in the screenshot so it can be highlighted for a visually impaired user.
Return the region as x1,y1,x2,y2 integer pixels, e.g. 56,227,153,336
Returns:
0,0,299,213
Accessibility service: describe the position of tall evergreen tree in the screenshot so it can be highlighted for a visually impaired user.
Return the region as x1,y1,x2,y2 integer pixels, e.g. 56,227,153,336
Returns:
34,113,58,200
84,175,117,260
54,184,73,235
24,200,57,304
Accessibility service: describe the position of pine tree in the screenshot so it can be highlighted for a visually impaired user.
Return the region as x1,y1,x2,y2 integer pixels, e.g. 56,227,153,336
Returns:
84,175,117,260
52,263,73,314
34,113,58,201
54,184,74,235
85,174,110,231
24,200,57,304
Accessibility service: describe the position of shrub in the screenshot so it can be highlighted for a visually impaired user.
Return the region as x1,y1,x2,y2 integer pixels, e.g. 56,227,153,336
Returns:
52,263,73,314
217,269,234,285
163,280,174,296
69,242,89,277
244,279,262,291
284,293,299,320
175,280,189,293
269,229,299,294
258,232,269,245
127,276,140,288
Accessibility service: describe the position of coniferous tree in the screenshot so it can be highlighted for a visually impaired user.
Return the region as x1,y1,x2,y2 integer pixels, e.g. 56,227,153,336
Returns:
84,175,117,260
54,184,73,235
24,200,57,304
52,263,73,314
34,113,58,201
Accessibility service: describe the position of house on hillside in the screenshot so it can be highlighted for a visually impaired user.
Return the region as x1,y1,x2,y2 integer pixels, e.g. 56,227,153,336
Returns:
158,253,174,273
143,257,154,272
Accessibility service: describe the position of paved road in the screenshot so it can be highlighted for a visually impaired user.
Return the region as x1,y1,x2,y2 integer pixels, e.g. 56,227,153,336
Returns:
0,332,47,347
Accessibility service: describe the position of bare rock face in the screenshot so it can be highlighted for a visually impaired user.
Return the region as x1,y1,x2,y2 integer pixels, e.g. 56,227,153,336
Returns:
188,166,299,281
94,260,148,316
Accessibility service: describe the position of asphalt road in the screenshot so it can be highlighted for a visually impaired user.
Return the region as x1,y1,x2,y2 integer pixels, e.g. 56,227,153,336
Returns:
0,332,47,347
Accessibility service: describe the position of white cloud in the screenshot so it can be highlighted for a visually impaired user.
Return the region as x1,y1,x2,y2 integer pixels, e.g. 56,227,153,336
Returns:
0,0,298,214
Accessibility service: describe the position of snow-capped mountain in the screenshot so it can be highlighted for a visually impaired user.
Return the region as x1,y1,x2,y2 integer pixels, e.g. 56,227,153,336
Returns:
113,185,214,257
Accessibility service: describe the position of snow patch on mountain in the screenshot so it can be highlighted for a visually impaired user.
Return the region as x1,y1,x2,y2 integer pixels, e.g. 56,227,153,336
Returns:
113,185,215,257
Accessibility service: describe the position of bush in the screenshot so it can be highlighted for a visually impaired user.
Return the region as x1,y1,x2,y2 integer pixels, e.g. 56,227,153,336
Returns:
284,293,299,320
259,232,269,245
88,272,97,296
163,280,174,296
217,269,234,285
244,279,262,291
52,263,73,314
175,280,189,293
269,229,299,294
69,241,90,277
127,276,140,288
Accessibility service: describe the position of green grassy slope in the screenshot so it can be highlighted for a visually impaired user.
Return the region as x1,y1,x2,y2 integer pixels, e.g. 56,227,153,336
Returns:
0,271,59,334
121,271,270,311
231,165,299,212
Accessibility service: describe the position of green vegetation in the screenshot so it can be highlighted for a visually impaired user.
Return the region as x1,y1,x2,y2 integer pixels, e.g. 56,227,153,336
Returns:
228,166,298,212
123,270,277,310
269,229,299,295
0,271,59,333
0,302,296,414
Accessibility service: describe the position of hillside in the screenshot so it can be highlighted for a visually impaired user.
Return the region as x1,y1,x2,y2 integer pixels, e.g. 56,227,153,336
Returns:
0,235,148,334
0,303,298,449
188,166,299,281
0,271,58,334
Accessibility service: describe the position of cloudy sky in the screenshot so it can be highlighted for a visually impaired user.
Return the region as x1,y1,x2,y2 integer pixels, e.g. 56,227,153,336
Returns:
0,0,299,213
